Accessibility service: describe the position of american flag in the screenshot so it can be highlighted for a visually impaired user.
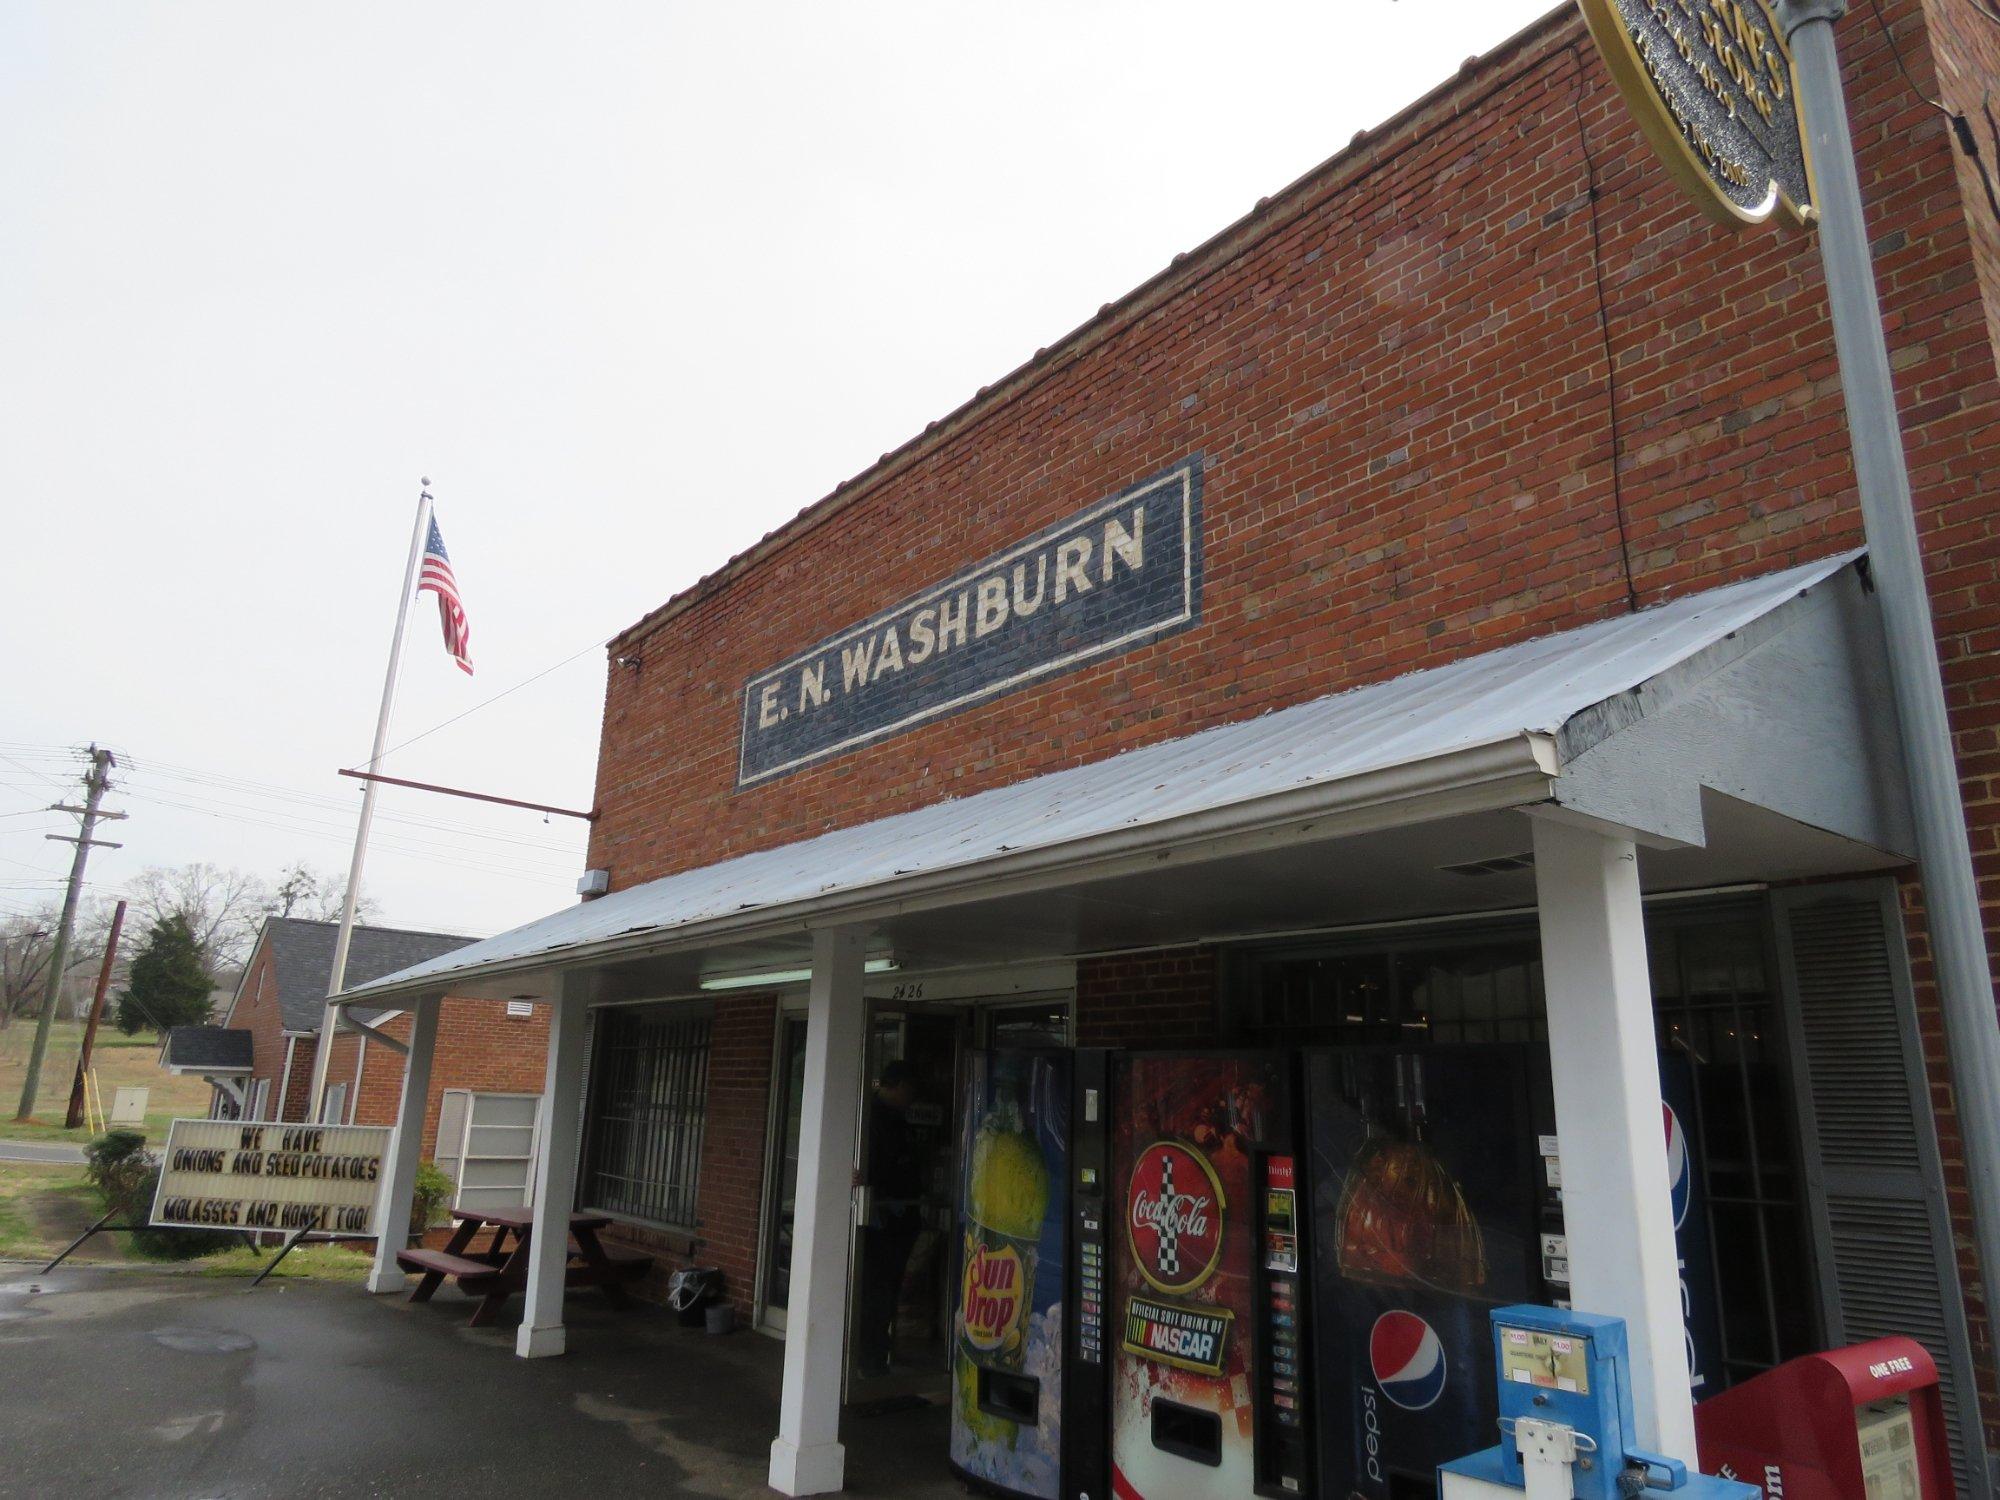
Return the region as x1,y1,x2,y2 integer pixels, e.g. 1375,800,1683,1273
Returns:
417,514,473,675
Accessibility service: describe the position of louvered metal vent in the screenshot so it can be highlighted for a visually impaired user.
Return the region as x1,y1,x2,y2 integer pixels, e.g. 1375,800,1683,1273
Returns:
1776,886,1987,1500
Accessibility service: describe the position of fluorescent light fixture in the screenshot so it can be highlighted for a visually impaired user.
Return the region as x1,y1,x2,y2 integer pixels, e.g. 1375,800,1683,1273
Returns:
700,957,899,992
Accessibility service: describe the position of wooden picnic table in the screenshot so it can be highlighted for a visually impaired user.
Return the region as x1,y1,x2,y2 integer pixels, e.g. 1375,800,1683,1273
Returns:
396,1206,651,1328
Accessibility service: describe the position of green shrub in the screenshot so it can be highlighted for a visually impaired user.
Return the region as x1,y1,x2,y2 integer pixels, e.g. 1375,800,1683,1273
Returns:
411,1161,455,1240
84,1129,237,1261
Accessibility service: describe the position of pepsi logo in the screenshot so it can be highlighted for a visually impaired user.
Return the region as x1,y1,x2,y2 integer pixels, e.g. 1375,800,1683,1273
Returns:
1369,1310,1447,1411
1662,1102,1691,1232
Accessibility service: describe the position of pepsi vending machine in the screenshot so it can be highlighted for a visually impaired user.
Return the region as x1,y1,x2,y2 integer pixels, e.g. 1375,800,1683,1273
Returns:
1107,1052,1310,1499
1305,1047,1542,1500
950,1047,1111,1500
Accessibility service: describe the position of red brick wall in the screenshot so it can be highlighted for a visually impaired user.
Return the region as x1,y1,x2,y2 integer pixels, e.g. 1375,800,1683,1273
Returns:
691,994,779,1317
223,944,296,1119
574,0,2000,1436
349,998,551,1162
1919,0,2000,362
1076,949,1219,1049
586,1,1998,897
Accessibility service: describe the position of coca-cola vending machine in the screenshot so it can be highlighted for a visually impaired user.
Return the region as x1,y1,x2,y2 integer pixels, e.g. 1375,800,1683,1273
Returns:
950,1047,1111,1500
1305,1046,1542,1500
1108,1052,1310,1499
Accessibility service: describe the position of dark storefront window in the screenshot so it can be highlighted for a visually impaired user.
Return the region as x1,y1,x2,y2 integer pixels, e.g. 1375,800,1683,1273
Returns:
1226,900,1817,1387
580,1003,712,1229
1648,909,1818,1384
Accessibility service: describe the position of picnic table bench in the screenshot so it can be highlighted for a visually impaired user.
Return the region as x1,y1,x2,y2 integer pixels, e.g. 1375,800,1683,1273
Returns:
397,1206,651,1328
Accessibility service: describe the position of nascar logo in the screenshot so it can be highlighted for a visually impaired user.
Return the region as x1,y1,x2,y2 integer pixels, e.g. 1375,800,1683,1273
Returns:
1370,1310,1448,1411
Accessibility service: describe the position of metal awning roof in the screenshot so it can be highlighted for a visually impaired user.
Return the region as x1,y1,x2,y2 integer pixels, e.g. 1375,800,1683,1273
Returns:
339,552,1865,1007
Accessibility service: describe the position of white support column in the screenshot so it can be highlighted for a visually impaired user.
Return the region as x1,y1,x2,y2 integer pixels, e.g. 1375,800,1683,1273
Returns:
516,978,590,1358
769,928,867,1498
366,995,441,1295
1531,816,1697,1461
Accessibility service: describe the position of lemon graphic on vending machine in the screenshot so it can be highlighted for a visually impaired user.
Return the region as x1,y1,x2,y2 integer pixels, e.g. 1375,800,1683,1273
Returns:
955,1107,1051,1444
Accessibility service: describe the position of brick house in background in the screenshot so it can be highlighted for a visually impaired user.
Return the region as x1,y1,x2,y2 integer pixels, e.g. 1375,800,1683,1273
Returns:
163,917,551,1209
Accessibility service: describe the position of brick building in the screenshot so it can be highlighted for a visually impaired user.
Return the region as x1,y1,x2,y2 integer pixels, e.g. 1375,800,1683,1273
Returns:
165,917,550,1207
338,3,2000,1496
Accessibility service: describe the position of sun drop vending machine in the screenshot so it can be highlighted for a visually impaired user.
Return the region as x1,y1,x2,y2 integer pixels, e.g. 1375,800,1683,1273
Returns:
1306,1047,1544,1500
1108,1052,1308,1499
951,1047,1111,1500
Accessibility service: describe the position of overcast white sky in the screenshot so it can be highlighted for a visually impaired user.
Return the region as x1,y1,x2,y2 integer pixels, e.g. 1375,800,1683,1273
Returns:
1,1,1560,941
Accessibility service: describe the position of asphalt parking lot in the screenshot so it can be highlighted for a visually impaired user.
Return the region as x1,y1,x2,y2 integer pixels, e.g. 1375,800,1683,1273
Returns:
0,1264,964,1499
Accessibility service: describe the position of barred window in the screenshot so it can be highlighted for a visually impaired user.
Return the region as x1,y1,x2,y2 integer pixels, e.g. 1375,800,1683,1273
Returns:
579,1003,712,1229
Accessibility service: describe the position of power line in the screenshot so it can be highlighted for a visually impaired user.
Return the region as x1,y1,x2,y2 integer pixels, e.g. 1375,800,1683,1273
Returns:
363,632,611,765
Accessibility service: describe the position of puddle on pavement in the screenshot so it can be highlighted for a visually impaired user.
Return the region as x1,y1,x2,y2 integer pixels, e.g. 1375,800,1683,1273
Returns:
150,1327,256,1354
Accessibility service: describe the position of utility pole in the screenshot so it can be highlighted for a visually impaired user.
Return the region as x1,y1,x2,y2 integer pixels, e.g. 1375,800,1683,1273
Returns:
65,898,128,1130
16,747,125,1121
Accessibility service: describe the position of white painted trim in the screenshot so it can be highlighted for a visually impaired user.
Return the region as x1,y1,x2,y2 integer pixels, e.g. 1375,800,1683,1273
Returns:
515,983,589,1358
1531,816,1696,1460
367,996,441,1295
277,1035,298,1124
768,929,866,1495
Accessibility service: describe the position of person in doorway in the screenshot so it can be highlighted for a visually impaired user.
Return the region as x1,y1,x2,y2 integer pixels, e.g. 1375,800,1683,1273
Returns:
857,1059,922,1377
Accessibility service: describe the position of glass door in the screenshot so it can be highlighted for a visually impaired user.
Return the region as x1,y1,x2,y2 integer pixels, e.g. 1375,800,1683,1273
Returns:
760,1014,810,1331
846,1002,966,1403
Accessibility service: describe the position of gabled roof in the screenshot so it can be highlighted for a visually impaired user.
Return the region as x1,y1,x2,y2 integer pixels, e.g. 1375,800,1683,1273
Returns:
160,1025,254,1073
340,552,1859,1007
249,917,479,1032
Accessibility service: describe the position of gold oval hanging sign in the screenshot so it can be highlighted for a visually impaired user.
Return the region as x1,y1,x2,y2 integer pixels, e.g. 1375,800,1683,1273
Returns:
1577,0,1817,227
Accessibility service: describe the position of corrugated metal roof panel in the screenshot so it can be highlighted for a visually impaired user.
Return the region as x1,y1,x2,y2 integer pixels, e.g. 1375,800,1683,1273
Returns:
342,552,1856,1001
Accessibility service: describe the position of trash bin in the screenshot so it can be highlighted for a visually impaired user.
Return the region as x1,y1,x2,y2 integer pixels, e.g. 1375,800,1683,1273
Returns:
668,1266,723,1327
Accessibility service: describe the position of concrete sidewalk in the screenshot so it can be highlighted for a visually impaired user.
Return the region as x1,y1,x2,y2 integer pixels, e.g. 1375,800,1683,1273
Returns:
0,1264,964,1498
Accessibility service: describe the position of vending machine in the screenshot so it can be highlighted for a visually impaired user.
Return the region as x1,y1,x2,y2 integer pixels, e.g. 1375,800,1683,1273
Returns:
950,1046,1111,1500
1107,1052,1307,1499
1306,1047,1544,1500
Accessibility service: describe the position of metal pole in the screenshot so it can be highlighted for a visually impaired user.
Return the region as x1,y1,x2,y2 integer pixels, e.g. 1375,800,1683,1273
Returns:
16,747,115,1120
305,480,433,1122
1777,0,2000,1381
65,898,128,1129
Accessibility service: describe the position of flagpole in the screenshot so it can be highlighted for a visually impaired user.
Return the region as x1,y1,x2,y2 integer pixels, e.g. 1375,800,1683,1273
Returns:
306,478,434,1124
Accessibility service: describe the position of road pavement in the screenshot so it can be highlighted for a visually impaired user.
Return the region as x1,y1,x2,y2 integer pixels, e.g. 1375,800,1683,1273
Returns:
0,1138,86,1164
0,1264,964,1498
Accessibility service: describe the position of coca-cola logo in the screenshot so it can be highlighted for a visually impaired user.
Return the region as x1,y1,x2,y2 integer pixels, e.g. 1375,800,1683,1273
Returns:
1126,1140,1227,1294
960,1240,1025,1350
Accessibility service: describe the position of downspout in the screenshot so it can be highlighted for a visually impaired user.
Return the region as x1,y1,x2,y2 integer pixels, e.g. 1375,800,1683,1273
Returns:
278,1035,298,1123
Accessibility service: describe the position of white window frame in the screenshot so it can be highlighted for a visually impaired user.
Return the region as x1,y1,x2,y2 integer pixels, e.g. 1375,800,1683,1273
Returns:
435,1089,544,1212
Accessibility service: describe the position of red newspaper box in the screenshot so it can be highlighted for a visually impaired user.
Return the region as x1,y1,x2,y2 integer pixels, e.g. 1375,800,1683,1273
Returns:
1695,1337,1952,1500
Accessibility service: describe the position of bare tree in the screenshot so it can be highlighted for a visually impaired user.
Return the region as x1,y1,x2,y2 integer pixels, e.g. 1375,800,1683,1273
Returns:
1,899,114,1028
264,862,380,925
127,863,268,970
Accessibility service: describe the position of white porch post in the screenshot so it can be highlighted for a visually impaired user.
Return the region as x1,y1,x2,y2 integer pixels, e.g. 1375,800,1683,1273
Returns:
517,978,590,1358
1531,817,1697,1461
769,927,867,1497
366,995,441,1294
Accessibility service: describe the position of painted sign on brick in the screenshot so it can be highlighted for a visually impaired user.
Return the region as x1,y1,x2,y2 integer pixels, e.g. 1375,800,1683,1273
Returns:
738,458,1202,785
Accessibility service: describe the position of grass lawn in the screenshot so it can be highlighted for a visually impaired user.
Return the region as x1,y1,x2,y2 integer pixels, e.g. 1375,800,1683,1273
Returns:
0,1018,213,1144
0,1158,371,1280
